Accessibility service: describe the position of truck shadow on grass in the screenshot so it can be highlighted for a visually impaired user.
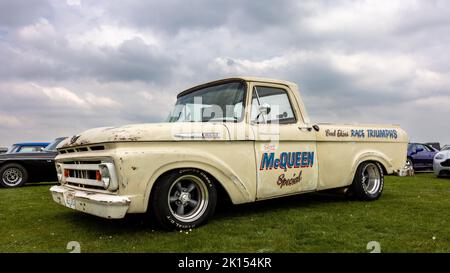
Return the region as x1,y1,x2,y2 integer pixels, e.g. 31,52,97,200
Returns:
213,191,355,222
61,191,352,232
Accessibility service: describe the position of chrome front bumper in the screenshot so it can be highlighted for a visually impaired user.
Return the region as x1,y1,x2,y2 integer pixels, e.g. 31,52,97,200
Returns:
50,185,130,219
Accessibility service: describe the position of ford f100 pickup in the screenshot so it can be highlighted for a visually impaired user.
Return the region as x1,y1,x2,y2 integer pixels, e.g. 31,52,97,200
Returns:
50,77,408,229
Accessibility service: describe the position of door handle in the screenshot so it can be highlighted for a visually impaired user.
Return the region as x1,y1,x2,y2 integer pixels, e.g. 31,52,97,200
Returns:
298,126,312,132
298,125,320,132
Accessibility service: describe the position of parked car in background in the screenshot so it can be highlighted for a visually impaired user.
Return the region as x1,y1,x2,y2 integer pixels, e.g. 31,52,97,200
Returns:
407,143,439,171
6,142,50,154
0,148,7,154
434,145,450,177
0,137,67,188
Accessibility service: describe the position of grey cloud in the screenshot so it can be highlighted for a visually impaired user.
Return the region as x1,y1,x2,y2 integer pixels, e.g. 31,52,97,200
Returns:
88,38,175,83
0,35,175,83
0,0,51,29
104,0,301,33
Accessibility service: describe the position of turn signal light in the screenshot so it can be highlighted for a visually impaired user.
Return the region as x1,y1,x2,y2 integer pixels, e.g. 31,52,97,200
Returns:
96,170,101,181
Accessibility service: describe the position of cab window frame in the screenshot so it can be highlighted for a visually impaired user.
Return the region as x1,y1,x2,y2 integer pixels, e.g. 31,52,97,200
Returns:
250,85,298,125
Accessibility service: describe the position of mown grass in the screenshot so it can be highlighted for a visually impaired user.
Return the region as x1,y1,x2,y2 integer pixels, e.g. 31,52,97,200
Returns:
0,174,448,253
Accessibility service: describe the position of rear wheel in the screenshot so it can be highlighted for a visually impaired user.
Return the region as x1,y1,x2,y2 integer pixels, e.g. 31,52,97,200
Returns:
0,163,28,188
352,162,384,201
150,169,217,230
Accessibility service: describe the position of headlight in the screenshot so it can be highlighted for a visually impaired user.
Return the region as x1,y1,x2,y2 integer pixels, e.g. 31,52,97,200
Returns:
98,163,118,191
56,163,63,182
435,153,445,160
99,164,110,189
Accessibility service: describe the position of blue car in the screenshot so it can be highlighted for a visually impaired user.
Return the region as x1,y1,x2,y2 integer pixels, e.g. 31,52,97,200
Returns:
6,142,50,154
407,143,439,171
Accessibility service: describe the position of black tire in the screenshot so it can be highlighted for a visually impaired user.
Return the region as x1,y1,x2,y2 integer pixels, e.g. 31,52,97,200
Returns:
0,163,28,188
351,161,384,201
150,169,217,230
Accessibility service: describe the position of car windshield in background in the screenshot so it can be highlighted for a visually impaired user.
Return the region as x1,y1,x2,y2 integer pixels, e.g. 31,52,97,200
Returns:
44,138,67,151
167,81,246,123
5,146,16,153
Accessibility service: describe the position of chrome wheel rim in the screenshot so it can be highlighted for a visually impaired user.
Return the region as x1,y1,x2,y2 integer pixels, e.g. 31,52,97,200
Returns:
361,163,381,195
168,175,209,222
406,159,413,168
2,168,23,186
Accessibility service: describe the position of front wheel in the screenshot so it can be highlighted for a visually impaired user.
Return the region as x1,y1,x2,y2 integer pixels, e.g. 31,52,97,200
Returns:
0,163,28,188
352,162,384,201
150,169,217,230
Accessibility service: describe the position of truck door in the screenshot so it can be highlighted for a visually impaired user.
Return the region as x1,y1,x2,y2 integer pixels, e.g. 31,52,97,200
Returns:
249,83,318,200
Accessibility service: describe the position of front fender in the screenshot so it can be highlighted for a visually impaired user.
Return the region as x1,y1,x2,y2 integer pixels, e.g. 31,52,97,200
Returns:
143,159,253,210
115,147,256,213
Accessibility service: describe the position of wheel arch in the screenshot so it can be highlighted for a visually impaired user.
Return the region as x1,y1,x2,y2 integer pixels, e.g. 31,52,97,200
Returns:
0,160,29,171
142,161,253,212
350,151,391,181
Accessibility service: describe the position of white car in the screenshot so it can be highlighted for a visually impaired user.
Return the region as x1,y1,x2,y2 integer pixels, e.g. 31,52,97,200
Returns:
433,146,450,177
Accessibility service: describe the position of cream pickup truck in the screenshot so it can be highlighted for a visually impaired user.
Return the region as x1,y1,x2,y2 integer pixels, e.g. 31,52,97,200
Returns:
50,77,408,229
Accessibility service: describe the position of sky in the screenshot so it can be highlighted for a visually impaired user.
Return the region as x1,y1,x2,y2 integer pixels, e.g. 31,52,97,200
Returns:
0,0,449,147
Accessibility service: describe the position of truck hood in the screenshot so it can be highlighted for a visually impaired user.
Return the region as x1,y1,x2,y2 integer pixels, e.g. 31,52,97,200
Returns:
58,122,230,148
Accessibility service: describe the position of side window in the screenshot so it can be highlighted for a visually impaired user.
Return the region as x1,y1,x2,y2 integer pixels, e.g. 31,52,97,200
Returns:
18,146,43,153
416,144,425,152
251,86,296,124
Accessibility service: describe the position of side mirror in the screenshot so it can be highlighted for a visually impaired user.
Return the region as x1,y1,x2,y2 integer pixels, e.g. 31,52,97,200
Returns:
258,103,271,116
416,147,424,153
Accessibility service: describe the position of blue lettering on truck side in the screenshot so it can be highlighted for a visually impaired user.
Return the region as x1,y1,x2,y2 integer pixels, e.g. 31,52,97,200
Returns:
260,152,314,171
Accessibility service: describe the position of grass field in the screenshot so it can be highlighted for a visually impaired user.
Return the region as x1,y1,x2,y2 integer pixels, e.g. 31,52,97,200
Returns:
0,173,449,253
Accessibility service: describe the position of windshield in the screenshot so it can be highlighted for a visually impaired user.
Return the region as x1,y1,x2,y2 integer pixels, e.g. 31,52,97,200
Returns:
44,138,67,151
167,81,246,123
6,145,17,154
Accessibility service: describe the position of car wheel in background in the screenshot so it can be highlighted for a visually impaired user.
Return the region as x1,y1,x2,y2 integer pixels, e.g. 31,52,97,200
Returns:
0,163,28,188
150,169,217,230
406,158,414,170
352,161,384,201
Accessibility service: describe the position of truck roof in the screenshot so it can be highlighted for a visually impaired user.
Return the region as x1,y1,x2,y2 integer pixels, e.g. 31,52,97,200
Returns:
177,76,298,98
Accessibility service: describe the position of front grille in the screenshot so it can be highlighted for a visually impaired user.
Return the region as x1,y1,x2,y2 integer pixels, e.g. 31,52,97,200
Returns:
441,159,450,167
67,169,97,180
62,160,106,190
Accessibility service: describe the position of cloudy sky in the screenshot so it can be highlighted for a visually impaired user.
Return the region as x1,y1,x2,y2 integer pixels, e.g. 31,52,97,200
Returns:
1,0,449,147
